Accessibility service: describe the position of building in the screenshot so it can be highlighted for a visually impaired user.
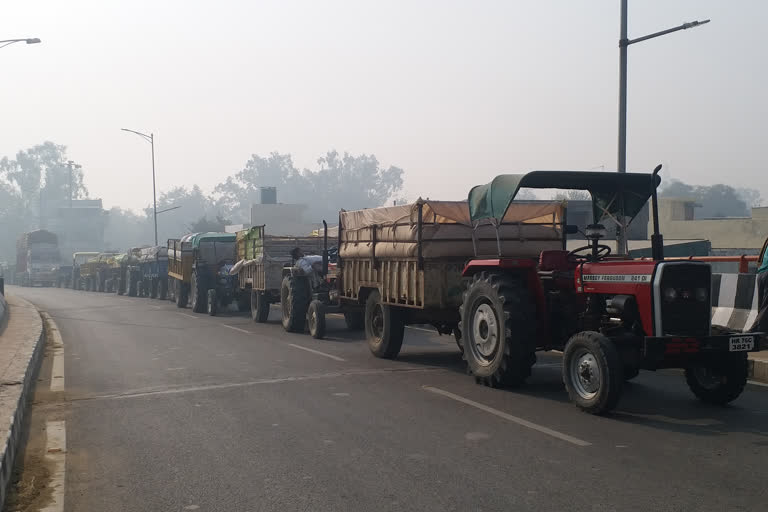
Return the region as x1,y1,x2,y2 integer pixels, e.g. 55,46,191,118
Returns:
41,199,107,263
249,187,320,236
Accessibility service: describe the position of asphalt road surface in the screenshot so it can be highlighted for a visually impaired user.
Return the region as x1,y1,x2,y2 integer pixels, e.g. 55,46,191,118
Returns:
8,285,768,512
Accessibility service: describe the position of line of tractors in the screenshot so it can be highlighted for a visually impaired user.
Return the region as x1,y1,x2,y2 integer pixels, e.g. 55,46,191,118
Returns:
62,168,766,414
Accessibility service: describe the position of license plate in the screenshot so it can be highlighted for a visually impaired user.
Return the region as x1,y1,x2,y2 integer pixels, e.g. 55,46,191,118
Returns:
729,336,754,352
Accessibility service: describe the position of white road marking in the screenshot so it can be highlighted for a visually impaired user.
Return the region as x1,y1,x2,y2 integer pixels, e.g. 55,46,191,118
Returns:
41,420,66,512
406,326,435,334
178,312,198,319
288,343,346,362
151,305,163,310
423,386,591,447
221,324,253,334
748,379,768,388
41,312,65,392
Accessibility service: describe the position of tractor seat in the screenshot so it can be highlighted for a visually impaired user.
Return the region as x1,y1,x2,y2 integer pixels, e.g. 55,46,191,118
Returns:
538,250,574,272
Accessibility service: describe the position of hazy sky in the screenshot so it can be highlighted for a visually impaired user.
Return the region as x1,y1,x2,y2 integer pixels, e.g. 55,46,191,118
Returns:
2,1,766,212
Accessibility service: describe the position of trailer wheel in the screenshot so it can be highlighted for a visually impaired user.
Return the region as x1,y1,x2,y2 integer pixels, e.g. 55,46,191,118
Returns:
251,290,270,323
460,272,536,388
281,276,309,333
176,282,188,308
685,353,748,405
207,289,218,316
159,278,168,300
307,300,327,339
563,331,624,414
191,272,207,313
343,311,364,331
169,279,176,302
365,290,405,359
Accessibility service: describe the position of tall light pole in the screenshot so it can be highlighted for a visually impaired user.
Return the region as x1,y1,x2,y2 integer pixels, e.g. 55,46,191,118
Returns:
121,128,158,245
0,37,41,50
616,0,709,254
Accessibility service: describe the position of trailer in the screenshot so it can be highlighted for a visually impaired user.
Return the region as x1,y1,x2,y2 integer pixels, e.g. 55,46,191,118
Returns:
233,226,325,323
137,246,169,299
79,253,118,292
71,252,99,290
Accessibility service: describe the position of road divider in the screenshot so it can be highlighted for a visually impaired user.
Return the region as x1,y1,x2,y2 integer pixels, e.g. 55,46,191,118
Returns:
41,312,65,393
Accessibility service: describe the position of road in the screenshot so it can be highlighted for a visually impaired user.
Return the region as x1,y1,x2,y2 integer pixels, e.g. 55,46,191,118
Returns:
7,285,768,512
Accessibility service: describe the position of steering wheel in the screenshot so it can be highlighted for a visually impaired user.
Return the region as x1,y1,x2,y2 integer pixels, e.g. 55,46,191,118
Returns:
568,244,612,262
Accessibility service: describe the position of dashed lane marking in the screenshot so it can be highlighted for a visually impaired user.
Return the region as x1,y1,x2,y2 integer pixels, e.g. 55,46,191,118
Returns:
423,386,591,447
221,324,254,334
288,343,346,362
177,312,198,319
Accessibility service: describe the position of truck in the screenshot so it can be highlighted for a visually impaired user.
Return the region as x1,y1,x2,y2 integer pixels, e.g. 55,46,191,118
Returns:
364,166,766,414
71,252,99,290
15,230,60,287
233,226,325,324
136,246,169,299
167,232,245,314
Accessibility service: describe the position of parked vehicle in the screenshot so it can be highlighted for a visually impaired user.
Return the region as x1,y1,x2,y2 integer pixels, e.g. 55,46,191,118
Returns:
137,246,169,299
71,252,99,290
56,264,73,288
233,225,325,325
79,253,118,292
167,232,244,315
450,166,764,413
15,230,60,287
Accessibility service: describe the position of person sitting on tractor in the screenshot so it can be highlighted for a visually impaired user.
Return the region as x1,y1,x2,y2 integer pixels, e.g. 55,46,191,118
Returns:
750,237,768,333
290,247,325,289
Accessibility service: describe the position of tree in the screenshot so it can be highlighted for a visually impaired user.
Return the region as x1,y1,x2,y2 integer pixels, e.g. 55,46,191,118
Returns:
104,207,153,252
554,190,590,201
660,180,754,218
188,215,231,233
145,185,223,243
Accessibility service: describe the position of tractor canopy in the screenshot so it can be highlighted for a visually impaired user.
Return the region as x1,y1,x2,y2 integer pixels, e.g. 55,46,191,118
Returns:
468,170,661,225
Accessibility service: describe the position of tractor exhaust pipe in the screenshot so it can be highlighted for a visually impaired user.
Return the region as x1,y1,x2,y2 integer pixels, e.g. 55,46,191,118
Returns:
650,164,664,261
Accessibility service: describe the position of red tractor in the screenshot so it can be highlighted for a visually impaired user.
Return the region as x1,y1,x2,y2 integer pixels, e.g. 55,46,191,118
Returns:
460,166,765,414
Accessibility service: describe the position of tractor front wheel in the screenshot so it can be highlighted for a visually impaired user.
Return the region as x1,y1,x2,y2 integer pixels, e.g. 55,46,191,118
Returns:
207,289,218,316
307,300,327,339
563,331,624,414
685,353,748,405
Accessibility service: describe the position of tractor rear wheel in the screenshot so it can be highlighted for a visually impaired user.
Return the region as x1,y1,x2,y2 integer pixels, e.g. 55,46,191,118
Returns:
460,272,536,388
251,290,270,323
685,353,748,405
191,272,207,313
281,276,310,333
365,290,405,359
563,331,624,414
307,300,327,339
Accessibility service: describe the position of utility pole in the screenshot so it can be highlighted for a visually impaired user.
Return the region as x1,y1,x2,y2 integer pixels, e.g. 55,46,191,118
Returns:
616,0,709,255
121,128,159,245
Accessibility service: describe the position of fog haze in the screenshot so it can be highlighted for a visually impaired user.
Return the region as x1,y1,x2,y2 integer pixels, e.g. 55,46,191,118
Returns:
2,0,766,211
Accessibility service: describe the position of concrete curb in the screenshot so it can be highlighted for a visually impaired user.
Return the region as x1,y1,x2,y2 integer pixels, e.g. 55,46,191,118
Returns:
0,296,45,510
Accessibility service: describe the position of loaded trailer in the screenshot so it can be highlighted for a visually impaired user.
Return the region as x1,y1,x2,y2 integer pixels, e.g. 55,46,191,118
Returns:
137,246,169,299
79,253,118,292
233,226,326,324
71,252,99,290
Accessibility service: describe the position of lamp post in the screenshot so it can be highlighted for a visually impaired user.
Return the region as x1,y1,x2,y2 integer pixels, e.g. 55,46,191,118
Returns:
0,38,41,50
616,0,709,254
121,128,158,245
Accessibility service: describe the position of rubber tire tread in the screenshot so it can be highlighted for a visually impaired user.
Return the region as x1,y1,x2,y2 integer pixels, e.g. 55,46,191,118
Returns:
563,331,624,414
459,272,536,388
365,290,405,359
308,300,327,339
281,276,310,333
252,290,270,323
684,353,748,405
191,272,207,313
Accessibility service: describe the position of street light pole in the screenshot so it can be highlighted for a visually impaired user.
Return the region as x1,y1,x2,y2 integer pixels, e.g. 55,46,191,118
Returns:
0,38,41,50
121,128,159,245
615,1,709,254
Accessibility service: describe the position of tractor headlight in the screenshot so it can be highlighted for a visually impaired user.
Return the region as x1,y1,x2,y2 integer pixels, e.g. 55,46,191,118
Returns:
663,287,678,302
695,287,708,302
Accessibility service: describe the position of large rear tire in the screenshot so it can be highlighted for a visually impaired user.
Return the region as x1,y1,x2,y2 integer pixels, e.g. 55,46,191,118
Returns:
307,300,327,339
460,272,536,388
251,290,270,323
176,281,188,308
281,276,310,332
365,290,405,359
685,353,748,405
343,311,364,331
563,331,624,414
191,272,207,313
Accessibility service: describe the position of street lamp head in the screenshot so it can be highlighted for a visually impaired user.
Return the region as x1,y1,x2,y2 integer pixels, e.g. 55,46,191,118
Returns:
25,38,41,44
